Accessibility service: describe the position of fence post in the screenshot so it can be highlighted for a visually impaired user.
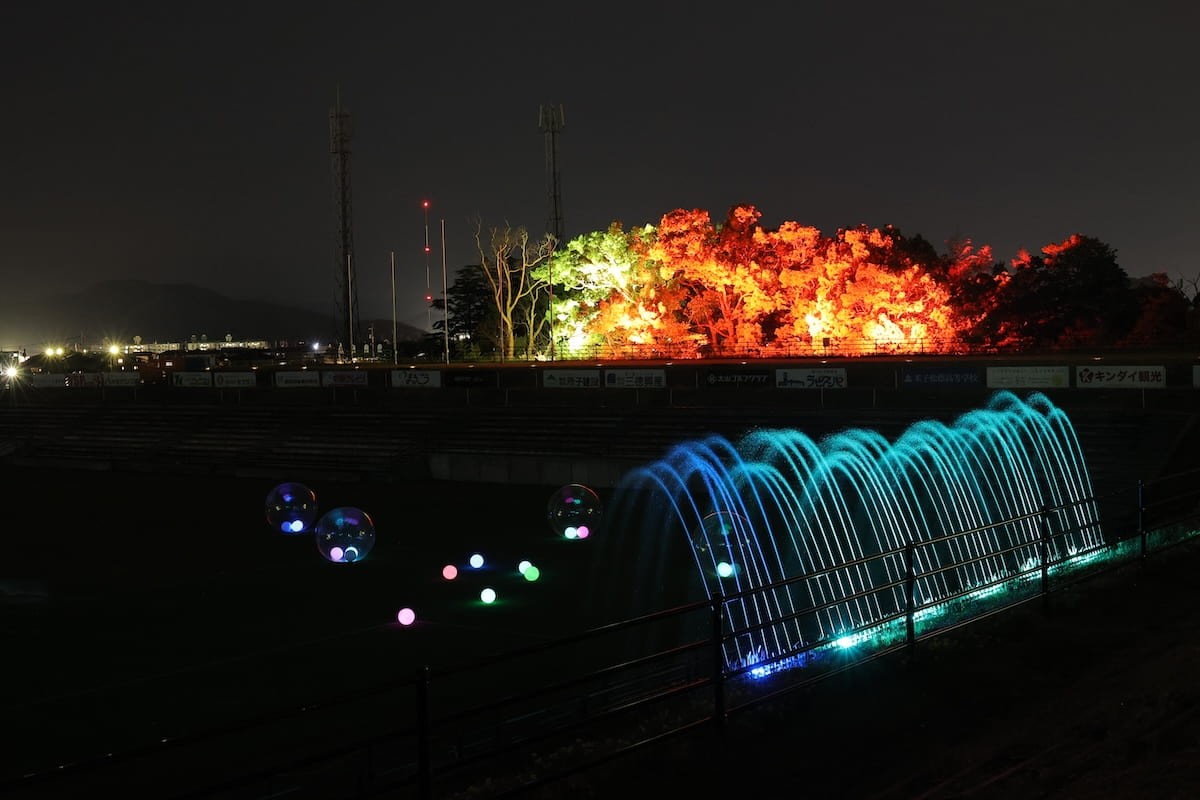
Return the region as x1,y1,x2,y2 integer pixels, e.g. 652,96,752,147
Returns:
1040,503,1051,610
1138,479,1147,560
711,592,726,733
905,540,916,647
417,664,431,800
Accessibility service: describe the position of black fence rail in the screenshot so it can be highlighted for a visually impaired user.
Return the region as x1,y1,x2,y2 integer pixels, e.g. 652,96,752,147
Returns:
4,466,1199,800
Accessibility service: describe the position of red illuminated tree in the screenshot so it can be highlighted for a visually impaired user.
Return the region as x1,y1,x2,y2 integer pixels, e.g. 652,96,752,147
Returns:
1121,273,1191,348
651,206,778,353
976,234,1131,349
511,204,1187,359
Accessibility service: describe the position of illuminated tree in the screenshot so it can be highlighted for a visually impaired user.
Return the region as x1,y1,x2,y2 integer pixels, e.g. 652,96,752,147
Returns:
774,225,957,354
473,219,556,360
770,221,826,351
543,222,696,356
651,206,777,353
514,205,1184,359
1121,273,1191,348
537,224,643,354
936,237,1003,343
978,234,1131,348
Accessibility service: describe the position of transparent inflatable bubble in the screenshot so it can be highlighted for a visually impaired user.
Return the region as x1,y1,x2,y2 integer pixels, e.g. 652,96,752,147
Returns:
693,511,748,578
265,482,318,535
546,483,603,539
314,506,376,563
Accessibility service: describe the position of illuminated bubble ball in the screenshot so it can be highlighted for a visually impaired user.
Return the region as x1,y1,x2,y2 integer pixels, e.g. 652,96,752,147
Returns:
694,511,747,578
442,564,459,581
546,483,603,540
480,587,497,604
265,482,319,535
396,607,416,626
469,552,485,569
314,506,376,563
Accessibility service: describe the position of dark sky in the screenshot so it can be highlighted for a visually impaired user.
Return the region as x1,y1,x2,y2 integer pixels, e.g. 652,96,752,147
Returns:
2,1,1196,335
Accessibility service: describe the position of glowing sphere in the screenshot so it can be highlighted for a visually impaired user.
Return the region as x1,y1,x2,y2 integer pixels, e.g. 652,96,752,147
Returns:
694,511,747,576
523,565,540,582
314,506,376,563
480,587,496,604
469,553,485,569
265,482,318,535
517,559,532,575
547,483,603,539
396,608,416,626
442,564,459,580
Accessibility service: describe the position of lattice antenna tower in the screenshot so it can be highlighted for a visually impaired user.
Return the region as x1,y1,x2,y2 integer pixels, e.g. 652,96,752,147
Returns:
330,88,359,358
539,103,565,244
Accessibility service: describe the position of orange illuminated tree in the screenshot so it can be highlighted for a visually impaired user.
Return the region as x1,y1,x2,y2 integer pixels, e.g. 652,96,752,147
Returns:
517,205,1190,359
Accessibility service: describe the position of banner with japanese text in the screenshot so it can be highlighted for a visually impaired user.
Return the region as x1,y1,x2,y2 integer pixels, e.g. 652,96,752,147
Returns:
1075,365,1165,388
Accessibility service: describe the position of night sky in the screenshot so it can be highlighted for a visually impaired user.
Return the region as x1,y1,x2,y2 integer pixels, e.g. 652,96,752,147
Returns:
2,1,1196,337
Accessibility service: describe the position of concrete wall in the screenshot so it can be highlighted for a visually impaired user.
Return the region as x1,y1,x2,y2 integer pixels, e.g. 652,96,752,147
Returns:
428,452,645,488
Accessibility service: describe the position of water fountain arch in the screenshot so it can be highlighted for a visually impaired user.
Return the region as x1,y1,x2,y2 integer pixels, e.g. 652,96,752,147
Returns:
601,390,1106,670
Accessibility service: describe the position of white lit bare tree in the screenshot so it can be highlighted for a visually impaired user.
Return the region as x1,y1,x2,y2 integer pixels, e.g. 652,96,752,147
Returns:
473,217,556,360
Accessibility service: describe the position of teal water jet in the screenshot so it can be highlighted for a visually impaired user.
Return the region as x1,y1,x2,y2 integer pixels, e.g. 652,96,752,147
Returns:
600,391,1105,670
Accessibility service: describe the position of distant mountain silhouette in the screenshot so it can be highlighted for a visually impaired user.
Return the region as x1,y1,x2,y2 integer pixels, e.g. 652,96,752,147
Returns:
0,280,426,348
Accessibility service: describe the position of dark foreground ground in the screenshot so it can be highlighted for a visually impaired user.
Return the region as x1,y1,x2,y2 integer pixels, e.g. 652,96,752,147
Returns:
3,459,1200,799
592,531,1200,800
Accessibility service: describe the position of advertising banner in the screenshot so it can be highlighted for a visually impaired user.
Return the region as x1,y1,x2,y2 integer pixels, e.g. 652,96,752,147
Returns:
603,369,666,389
1075,365,1165,388
102,372,142,387
985,365,1069,389
443,370,498,388
172,372,213,388
543,369,601,388
273,370,320,388
775,367,848,389
321,370,369,388
26,373,66,388
703,369,771,387
900,366,982,388
213,372,257,388
391,369,442,388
